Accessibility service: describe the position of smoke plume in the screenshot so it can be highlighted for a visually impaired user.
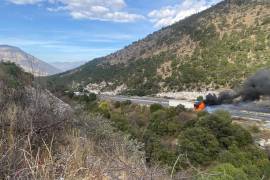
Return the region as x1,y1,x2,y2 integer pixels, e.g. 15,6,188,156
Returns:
205,69,270,105
241,69,270,101
205,90,239,105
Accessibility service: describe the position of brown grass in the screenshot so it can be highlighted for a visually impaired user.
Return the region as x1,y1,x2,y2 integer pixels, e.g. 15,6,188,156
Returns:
0,83,169,179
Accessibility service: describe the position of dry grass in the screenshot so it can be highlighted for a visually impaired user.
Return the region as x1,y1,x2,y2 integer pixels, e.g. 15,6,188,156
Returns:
0,83,169,179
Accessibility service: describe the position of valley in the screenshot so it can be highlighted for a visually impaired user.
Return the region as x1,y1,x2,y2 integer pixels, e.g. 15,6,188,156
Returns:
1,0,270,179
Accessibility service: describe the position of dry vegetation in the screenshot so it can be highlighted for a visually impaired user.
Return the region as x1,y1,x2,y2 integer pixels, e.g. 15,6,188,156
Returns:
0,63,169,179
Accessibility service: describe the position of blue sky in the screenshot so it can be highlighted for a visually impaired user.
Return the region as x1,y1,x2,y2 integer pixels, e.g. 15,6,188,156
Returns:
0,0,221,63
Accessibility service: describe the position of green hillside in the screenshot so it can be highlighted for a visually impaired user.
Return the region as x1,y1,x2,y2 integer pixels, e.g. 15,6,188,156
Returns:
48,0,270,95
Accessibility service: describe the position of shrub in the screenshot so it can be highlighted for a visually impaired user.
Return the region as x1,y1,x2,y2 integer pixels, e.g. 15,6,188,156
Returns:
150,103,163,113
67,91,74,98
250,125,260,133
99,101,109,111
218,145,270,179
177,127,220,165
195,110,252,148
198,163,248,180
113,101,121,108
121,100,132,106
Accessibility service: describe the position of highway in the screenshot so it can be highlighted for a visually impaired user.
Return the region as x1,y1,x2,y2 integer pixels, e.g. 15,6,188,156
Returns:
207,104,270,122
99,95,170,106
99,95,270,123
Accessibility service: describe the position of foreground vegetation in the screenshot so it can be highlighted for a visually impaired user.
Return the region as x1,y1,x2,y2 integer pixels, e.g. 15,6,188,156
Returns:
0,63,168,179
71,92,270,179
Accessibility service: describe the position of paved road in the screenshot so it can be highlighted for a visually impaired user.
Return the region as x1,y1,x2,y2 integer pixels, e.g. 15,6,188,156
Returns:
99,95,170,106
99,95,270,122
207,104,270,122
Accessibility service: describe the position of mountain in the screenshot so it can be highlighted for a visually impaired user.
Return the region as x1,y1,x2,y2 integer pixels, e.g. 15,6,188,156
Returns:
0,45,61,76
51,61,86,72
48,0,270,95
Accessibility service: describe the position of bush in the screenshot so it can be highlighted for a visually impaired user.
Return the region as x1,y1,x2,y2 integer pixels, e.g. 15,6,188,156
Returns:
177,127,220,165
113,101,121,108
150,103,163,113
218,145,270,179
99,101,109,111
110,112,132,133
88,93,97,101
196,110,252,148
250,125,260,133
67,91,74,98
121,100,132,106
199,163,248,180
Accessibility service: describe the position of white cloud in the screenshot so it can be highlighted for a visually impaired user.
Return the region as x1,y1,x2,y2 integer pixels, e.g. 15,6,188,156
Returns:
49,0,144,22
148,0,222,28
7,0,43,4
8,0,144,23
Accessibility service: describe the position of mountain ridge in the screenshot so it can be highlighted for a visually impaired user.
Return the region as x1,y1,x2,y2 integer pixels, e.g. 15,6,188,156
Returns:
0,45,61,76
48,0,270,95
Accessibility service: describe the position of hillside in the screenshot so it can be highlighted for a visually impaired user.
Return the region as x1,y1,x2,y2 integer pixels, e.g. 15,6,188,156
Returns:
0,62,169,179
0,45,60,76
48,0,270,95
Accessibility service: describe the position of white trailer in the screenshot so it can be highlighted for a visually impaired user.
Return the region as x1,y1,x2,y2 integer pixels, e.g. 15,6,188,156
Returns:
168,100,194,109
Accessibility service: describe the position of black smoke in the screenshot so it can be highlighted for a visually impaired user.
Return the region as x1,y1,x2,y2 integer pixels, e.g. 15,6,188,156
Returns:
241,69,270,101
205,90,239,105
205,69,270,105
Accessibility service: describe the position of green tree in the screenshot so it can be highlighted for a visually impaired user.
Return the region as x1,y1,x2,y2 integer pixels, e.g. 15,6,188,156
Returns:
177,127,220,165
196,111,252,148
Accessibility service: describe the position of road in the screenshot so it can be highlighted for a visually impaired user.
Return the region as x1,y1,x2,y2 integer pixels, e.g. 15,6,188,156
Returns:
99,95,170,106
99,95,270,122
207,104,270,122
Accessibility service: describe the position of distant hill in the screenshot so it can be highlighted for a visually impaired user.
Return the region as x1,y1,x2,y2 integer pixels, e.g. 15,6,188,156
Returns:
51,61,86,72
48,0,270,95
0,45,60,76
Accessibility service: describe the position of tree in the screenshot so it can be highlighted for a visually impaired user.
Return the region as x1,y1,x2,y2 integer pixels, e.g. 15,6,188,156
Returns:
196,110,252,148
177,127,220,165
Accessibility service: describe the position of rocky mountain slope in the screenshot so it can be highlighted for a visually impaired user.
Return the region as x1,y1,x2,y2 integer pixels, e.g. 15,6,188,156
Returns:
48,0,270,95
0,45,60,76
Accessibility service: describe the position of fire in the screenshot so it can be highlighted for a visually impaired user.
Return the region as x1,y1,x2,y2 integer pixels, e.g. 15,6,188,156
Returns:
194,100,206,111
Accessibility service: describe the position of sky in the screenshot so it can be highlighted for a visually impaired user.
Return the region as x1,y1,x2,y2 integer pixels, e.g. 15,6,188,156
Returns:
0,0,222,63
